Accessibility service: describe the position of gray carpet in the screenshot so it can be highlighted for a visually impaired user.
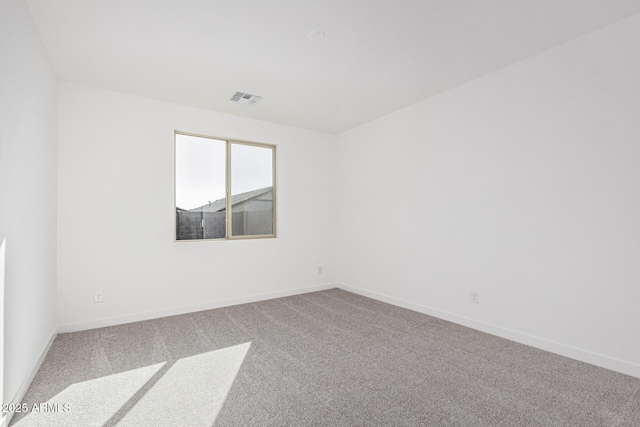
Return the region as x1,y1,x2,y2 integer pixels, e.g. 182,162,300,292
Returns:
10,288,640,426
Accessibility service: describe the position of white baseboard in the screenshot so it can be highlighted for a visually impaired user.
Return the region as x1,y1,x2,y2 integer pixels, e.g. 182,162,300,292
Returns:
58,283,337,333
337,282,640,379
2,327,58,427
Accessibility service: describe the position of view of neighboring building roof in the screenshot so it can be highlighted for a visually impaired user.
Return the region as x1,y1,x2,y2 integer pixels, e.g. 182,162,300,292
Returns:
189,186,272,213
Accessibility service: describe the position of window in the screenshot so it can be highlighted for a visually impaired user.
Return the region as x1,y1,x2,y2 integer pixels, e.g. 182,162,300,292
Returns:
175,132,276,241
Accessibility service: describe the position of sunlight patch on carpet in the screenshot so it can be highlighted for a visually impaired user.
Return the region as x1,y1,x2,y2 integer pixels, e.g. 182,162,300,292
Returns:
118,342,251,426
15,362,165,427
14,342,251,426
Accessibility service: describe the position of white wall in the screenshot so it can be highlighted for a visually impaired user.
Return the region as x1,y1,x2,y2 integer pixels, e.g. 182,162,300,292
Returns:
0,0,58,409
57,83,336,329
336,14,640,377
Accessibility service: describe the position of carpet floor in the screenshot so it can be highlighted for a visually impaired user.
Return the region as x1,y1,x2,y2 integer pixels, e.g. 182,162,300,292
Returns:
10,288,640,426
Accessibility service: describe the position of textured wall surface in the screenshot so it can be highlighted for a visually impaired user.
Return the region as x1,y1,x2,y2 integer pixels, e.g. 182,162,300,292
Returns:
57,83,336,328
0,0,58,407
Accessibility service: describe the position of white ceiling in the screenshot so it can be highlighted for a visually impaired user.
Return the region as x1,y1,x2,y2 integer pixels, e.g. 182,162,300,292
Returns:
26,0,640,134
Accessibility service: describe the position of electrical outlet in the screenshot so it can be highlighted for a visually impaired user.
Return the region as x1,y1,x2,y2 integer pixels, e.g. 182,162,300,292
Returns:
94,291,103,303
470,291,479,304
318,266,323,274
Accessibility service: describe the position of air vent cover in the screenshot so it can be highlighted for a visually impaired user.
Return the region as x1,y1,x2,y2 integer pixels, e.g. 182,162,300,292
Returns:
230,91,262,105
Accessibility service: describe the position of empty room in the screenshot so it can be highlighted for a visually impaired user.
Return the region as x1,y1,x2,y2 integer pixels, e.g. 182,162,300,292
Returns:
1,0,639,425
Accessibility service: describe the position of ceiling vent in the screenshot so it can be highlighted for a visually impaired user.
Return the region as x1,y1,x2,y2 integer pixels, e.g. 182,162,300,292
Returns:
230,91,262,106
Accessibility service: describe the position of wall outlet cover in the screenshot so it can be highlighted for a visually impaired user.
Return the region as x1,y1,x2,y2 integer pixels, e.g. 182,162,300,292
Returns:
470,291,479,304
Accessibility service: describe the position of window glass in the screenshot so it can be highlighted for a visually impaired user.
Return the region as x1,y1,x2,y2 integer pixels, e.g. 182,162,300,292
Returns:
231,143,274,237
175,134,227,240
175,133,275,241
